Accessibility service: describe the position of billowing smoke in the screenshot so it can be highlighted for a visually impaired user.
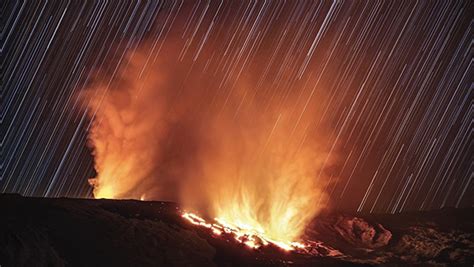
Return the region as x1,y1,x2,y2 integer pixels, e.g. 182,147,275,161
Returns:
80,29,337,242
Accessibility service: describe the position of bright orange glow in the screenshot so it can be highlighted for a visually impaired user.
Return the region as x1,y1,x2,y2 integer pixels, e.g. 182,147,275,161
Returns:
181,111,328,244
81,39,335,247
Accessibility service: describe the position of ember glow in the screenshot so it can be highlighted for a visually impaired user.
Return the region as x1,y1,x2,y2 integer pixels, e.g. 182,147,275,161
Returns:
181,211,307,251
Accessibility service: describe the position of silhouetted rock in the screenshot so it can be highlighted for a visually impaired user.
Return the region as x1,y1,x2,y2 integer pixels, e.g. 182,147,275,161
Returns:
0,194,472,266
333,216,392,249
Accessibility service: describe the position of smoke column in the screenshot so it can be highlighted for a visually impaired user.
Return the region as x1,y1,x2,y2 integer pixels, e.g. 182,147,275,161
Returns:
80,13,337,242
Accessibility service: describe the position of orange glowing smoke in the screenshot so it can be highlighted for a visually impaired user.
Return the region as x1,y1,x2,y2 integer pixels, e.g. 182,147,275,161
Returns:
80,39,335,245
82,51,170,200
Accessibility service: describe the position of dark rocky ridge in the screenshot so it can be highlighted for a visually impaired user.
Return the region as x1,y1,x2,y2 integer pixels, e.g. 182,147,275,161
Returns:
0,194,472,266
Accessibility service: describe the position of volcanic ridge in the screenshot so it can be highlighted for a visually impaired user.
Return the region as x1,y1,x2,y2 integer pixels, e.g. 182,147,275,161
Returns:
1,194,472,266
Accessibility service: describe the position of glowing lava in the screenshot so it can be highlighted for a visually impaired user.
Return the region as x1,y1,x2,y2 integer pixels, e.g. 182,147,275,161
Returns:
182,211,308,251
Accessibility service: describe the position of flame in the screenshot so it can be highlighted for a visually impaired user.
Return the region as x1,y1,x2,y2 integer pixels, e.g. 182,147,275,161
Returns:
179,110,328,244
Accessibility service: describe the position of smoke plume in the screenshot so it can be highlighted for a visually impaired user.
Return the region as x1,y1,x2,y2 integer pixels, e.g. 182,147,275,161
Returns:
80,28,336,242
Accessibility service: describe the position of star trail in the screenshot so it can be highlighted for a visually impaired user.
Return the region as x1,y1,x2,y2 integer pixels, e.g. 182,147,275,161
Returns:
2,0,473,213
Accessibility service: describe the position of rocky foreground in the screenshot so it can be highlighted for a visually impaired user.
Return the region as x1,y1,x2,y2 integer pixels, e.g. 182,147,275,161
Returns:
0,194,472,266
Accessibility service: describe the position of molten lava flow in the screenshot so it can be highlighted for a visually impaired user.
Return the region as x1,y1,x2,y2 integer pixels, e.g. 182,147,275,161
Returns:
181,211,344,257
181,212,307,251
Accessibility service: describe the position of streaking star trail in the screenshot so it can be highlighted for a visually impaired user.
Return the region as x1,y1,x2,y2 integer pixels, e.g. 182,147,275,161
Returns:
1,1,474,266
2,0,472,222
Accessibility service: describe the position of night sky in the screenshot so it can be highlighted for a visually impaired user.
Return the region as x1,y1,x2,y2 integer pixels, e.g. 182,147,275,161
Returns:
2,0,473,213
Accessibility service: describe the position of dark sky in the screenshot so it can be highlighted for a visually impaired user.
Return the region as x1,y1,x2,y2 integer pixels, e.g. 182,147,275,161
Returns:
2,0,472,213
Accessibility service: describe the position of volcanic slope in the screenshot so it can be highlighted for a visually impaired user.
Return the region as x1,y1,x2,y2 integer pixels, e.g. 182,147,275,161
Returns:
0,194,472,266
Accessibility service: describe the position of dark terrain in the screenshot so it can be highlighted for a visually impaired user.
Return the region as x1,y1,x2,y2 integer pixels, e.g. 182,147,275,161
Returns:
1,194,472,266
